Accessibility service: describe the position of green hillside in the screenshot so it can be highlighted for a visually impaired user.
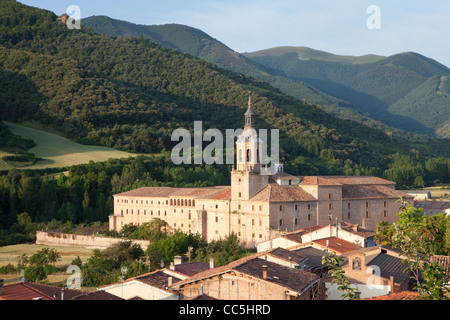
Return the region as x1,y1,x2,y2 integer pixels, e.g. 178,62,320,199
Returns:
82,16,437,140
0,122,134,170
0,0,448,188
245,48,450,137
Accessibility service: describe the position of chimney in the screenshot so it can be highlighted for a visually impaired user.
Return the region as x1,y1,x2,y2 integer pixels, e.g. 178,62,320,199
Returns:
389,276,395,293
262,265,268,280
326,240,329,247
170,262,175,271
0,279,4,296
174,256,183,265
209,257,215,269
353,224,359,232
168,276,173,287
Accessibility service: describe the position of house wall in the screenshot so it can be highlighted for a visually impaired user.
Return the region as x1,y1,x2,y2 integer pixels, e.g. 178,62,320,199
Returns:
102,281,178,300
341,199,402,230
178,273,313,300
36,231,150,250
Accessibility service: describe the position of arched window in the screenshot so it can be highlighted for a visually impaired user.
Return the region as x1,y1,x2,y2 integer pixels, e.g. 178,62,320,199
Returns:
246,149,251,162
352,257,362,270
239,149,243,163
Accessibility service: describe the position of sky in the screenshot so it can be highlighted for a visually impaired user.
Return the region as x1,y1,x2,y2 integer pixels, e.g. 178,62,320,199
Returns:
19,0,450,67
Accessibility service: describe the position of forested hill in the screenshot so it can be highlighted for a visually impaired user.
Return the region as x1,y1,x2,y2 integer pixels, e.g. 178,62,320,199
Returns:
0,0,449,188
82,15,450,140
245,47,450,137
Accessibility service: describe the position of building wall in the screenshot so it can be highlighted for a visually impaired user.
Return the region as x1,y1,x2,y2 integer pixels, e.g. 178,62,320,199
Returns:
36,231,150,250
341,199,402,230
102,281,178,300
178,273,313,300
269,202,318,233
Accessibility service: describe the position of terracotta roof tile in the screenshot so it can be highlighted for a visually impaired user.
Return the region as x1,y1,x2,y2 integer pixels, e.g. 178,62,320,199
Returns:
342,184,412,200
0,282,85,300
303,237,361,254
251,183,316,202
283,226,323,244
363,291,420,300
115,186,231,200
73,290,124,300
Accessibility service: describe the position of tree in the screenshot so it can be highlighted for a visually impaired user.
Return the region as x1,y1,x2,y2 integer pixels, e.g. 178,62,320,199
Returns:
390,199,450,299
322,251,359,300
29,247,61,267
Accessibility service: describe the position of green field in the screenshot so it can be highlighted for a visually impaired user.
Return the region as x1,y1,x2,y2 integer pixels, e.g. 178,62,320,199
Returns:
0,122,136,170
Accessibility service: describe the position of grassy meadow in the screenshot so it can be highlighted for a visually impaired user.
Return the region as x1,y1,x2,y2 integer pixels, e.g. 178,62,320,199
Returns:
0,122,136,170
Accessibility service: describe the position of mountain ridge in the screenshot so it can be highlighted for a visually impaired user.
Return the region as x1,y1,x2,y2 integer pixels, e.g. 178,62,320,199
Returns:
82,15,450,139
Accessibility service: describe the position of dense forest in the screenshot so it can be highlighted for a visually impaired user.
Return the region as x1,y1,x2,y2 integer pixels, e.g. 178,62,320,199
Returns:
0,155,230,246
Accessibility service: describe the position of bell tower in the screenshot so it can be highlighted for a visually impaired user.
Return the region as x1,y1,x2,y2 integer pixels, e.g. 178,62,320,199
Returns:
231,93,269,201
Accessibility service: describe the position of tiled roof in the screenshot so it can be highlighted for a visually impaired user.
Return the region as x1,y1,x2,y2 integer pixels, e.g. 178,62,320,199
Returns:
0,282,84,300
170,262,211,277
342,184,412,200
366,252,410,284
282,225,323,244
269,171,300,182
299,176,343,186
322,176,396,186
73,290,124,300
430,255,450,273
292,247,328,269
115,186,231,200
136,270,184,288
415,200,450,211
250,183,317,202
302,237,361,254
233,258,319,294
261,247,308,264
338,221,376,238
363,291,420,300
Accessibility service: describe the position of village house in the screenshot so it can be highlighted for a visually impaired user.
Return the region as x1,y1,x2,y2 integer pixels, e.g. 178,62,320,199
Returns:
169,249,324,300
257,221,376,252
330,246,412,299
109,99,413,248
99,258,213,300
415,200,450,216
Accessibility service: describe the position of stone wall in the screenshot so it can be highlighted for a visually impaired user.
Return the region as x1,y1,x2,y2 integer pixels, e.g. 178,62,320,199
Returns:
36,231,150,250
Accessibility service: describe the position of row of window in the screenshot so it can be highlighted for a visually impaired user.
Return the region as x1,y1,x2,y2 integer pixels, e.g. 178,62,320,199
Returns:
120,208,193,219
117,198,196,207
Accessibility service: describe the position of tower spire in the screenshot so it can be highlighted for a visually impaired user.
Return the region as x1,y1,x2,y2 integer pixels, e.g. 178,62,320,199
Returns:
245,91,255,128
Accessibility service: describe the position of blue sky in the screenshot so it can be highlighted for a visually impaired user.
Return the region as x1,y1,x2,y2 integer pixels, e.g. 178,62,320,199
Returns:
19,0,450,67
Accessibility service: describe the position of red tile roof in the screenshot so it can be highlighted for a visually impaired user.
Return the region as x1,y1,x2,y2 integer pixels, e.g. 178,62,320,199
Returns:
342,184,412,200
301,237,361,254
251,183,316,202
282,226,323,244
115,186,231,200
73,290,124,300
299,176,396,186
0,282,53,300
363,291,420,300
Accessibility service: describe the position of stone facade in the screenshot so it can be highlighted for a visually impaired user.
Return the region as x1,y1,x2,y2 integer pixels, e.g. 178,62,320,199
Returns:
109,102,414,248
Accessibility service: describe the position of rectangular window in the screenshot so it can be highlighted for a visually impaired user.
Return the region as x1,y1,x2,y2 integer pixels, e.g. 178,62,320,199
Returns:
279,205,283,211
307,214,311,221
279,219,283,226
